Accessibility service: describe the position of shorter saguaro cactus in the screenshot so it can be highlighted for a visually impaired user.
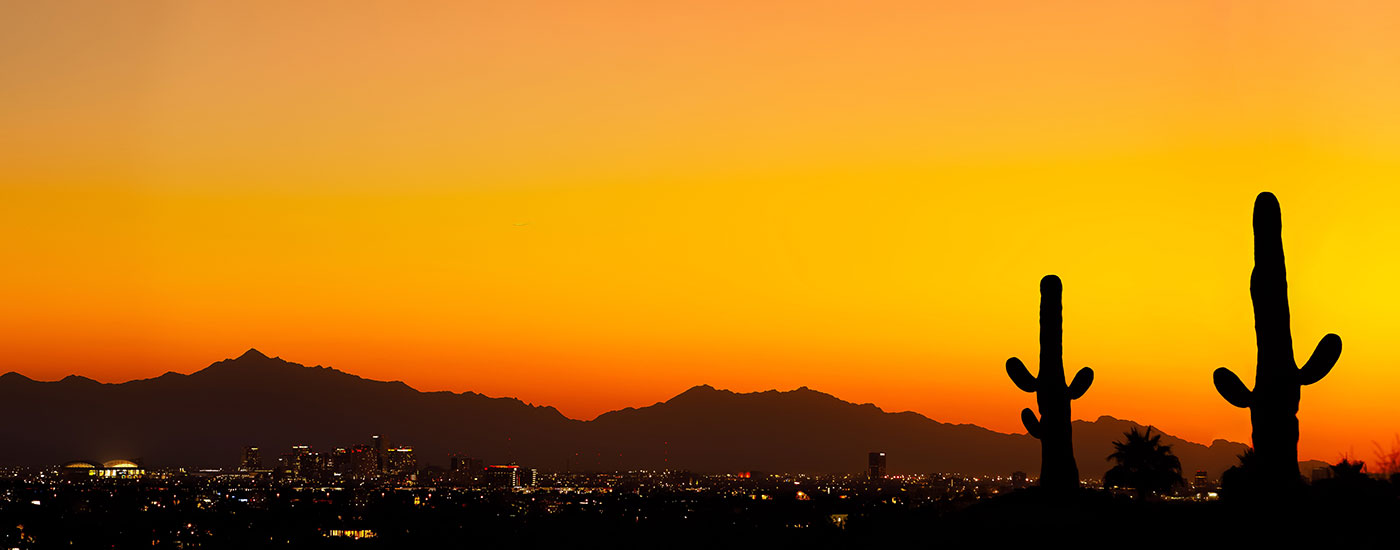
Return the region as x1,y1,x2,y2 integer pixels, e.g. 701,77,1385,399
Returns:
1213,192,1341,489
1006,275,1094,492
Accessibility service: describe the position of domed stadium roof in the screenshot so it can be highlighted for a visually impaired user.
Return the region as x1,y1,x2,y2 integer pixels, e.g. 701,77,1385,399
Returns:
102,460,140,469
62,461,97,469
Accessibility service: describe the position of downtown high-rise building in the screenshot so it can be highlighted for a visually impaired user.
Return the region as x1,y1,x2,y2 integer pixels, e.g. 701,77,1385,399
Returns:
241,446,262,471
868,452,887,479
347,445,379,481
519,467,538,487
485,465,520,488
386,447,416,475
371,435,387,472
449,455,484,485
293,446,325,480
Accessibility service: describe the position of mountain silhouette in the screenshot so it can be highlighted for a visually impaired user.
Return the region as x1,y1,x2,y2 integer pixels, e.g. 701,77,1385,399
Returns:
0,350,1270,479
582,384,1032,474
0,350,577,468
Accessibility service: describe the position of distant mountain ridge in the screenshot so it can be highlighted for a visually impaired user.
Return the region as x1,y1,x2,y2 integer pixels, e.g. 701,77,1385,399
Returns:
0,350,1257,480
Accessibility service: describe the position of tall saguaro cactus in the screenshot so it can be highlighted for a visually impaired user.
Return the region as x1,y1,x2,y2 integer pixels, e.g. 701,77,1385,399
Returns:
1213,192,1342,488
1006,275,1094,492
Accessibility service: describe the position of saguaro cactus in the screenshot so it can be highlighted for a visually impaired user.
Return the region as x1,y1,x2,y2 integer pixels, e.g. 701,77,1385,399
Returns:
1213,192,1342,488
1006,275,1094,492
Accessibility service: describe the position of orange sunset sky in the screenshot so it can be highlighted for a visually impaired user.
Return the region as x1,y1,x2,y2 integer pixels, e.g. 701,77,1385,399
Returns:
4,1,1400,462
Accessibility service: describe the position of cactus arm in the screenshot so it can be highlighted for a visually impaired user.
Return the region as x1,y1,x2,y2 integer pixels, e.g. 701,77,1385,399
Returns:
1213,367,1253,408
1006,357,1038,393
1021,408,1042,439
1299,333,1342,385
1067,367,1094,400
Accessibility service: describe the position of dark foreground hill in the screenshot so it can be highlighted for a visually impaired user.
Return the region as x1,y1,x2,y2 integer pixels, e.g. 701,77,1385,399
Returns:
0,350,1261,478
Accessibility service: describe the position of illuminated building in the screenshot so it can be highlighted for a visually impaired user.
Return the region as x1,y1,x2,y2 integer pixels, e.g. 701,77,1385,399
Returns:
344,445,379,481
93,460,145,479
1011,471,1028,489
386,447,416,475
868,452,887,479
520,467,538,487
60,459,146,480
241,446,262,471
371,435,386,472
330,447,350,476
485,465,520,488
274,445,314,478
449,455,484,485
60,461,98,481
1193,470,1208,489
325,529,376,539
299,451,326,481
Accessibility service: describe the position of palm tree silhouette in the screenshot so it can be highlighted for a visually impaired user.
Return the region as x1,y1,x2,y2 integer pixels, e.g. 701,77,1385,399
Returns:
1104,427,1184,499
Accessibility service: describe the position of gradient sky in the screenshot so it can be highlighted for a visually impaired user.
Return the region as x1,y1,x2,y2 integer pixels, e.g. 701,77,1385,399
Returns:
4,1,1400,463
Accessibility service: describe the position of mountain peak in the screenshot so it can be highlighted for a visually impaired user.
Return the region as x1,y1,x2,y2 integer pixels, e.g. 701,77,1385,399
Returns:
0,372,33,383
58,374,100,385
237,348,269,360
190,348,298,378
667,384,729,401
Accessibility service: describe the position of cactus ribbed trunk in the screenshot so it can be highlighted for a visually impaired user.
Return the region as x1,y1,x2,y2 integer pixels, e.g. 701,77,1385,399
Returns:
1249,195,1303,485
1214,192,1341,491
1036,275,1077,491
1006,275,1092,493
